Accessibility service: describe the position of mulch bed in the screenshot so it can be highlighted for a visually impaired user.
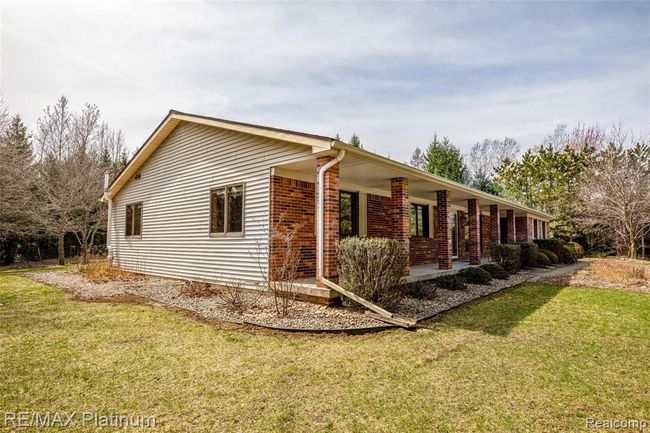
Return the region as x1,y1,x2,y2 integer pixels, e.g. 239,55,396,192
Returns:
25,266,562,332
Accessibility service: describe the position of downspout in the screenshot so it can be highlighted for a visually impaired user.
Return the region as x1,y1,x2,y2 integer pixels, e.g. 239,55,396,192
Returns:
317,148,345,284
103,173,113,265
316,147,413,325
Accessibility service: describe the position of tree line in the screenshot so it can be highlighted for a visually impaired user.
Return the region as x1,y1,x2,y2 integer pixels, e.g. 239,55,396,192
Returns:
0,95,128,265
408,124,650,259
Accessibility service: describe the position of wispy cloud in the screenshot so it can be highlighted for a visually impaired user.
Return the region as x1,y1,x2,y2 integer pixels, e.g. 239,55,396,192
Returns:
1,1,648,161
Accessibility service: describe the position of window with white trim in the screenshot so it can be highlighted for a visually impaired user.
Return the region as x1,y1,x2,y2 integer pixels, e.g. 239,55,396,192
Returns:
210,184,244,235
125,203,142,237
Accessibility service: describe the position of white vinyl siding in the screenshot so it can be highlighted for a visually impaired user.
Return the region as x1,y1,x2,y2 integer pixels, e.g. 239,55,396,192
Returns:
109,122,313,285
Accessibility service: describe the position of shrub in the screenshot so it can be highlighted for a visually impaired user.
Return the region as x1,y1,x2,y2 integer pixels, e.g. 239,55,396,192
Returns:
431,274,466,291
480,263,509,279
540,249,559,264
338,237,407,309
568,242,584,259
537,251,552,267
512,242,539,268
534,239,573,264
562,244,577,264
490,244,521,273
181,280,217,297
457,267,492,285
404,281,437,300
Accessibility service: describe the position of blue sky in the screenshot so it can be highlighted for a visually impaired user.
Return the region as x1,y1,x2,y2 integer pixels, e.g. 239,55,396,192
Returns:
1,1,648,161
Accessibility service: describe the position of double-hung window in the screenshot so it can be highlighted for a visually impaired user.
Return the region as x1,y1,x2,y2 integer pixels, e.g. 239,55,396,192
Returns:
410,203,429,237
210,184,244,236
125,203,142,237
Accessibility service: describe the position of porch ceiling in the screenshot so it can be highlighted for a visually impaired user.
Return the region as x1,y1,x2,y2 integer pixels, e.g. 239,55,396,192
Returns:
275,150,552,219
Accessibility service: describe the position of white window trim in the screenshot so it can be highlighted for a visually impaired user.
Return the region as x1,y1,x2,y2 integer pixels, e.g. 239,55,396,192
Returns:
125,202,143,239
209,183,245,238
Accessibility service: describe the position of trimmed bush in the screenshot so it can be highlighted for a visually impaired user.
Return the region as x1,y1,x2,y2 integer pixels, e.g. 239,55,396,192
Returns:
404,282,437,300
431,275,466,291
338,237,407,309
534,239,574,264
479,263,509,279
562,244,577,264
490,244,521,273
457,267,492,285
537,251,552,267
568,242,584,259
512,242,539,268
540,249,559,264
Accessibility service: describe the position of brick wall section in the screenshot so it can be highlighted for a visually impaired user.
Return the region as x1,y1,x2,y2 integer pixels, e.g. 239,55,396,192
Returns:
269,176,316,279
410,237,437,265
391,178,410,275
481,214,491,257
506,209,516,243
436,190,452,269
489,205,500,249
467,199,481,265
458,211,468,260
515,216,532,242
366,194,393,237
316,157,339,281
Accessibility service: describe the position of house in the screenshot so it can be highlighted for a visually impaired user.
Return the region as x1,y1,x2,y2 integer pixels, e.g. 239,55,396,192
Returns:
103,110,553,303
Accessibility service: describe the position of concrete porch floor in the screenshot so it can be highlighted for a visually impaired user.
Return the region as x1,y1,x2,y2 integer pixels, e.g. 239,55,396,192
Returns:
292,258,492,300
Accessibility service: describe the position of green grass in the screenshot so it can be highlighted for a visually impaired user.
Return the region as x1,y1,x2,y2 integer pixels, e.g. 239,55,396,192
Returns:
1,271,649,432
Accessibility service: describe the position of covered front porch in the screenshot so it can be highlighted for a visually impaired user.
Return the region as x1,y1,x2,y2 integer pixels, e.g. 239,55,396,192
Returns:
269,144,552,300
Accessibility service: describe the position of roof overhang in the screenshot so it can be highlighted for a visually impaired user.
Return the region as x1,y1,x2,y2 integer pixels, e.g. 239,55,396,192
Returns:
329,141,554,220
104,110,334,200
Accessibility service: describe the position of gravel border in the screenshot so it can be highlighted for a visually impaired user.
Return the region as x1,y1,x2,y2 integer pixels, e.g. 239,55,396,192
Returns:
25,265,568,332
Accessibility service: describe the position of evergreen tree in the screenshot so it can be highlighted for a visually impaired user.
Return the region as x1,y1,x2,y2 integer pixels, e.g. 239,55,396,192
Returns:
424,133,467,183
349,133,362,148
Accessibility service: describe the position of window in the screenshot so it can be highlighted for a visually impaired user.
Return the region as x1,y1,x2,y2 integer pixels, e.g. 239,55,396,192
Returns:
125,203,142,237
534,219,539,239
210,184,244,235
339,191,358,237
410,203,429,237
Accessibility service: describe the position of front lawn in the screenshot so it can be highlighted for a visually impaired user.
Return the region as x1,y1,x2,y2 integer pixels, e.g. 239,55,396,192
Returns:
1,271,648,432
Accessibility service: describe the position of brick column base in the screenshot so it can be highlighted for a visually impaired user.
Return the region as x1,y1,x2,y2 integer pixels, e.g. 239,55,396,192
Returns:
467,199,481,265
391,177,410,275
506,210,515,243
436,190,452,270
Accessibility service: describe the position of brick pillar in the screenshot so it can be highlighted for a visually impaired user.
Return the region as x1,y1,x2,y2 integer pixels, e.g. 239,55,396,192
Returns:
316,156,339,283
527,217,534,242
506,210,516,243
457,211,467,260
391,177,410,275
467,199,481,265
436,190,452,270
489,205,500,249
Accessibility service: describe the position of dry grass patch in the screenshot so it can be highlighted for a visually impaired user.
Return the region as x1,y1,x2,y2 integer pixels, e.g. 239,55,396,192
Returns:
77,261,142,283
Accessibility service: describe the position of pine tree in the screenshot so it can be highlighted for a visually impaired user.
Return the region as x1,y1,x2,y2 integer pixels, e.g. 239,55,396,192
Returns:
424,133,467,183
349,133,362,148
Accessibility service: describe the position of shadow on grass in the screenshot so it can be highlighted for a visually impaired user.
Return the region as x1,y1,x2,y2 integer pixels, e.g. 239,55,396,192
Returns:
437,283,564,337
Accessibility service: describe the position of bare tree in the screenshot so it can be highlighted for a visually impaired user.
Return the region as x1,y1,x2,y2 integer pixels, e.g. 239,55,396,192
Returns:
409,146,426,170
253,214,301,317
36,96,122,265
465,137,519,193
578,132,650,259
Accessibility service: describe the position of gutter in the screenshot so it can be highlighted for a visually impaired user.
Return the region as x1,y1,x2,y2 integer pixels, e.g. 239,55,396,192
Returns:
315,147,415,327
